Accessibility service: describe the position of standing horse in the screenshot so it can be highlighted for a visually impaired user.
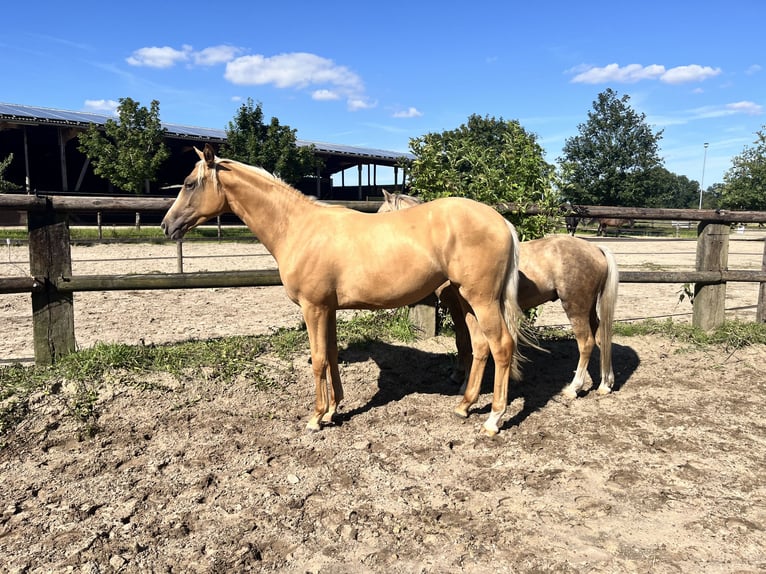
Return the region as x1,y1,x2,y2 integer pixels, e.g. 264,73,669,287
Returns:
565,216,581,236
380,190,618,397
162,146,525,435
595,218,634,237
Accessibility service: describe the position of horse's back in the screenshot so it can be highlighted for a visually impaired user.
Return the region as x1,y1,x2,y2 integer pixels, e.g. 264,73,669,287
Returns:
518,235,608,308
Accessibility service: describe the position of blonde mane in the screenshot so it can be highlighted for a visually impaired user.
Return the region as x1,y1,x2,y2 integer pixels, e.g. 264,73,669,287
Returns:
207,156,314,204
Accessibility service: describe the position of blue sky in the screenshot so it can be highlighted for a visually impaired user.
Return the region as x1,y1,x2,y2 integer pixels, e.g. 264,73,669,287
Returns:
2,0,763,189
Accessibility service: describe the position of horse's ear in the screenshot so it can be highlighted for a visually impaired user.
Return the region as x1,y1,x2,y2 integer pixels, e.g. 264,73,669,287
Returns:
382,189,393,201
194,146,204,160
203,144,216,167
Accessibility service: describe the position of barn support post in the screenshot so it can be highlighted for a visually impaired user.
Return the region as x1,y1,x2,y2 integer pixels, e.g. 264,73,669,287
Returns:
757,239,766,323
28,202,76,365
693,222,729,331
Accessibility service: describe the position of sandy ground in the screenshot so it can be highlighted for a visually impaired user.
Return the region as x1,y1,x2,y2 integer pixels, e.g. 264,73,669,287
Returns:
1,232,765,572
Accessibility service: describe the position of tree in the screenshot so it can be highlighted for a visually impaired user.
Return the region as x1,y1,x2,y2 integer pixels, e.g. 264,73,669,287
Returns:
642,167,700,209
407,114,557,240
0,153,17,192
719,125,766,211
78,98,170,194
559,89,664,207
219,98,319,185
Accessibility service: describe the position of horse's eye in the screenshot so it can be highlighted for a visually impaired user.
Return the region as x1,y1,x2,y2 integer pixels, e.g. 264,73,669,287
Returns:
184,179,195,190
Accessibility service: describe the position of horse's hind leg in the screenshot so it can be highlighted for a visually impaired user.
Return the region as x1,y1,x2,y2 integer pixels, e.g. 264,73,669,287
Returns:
561,308,597,399
454,310,489,418
455,302,514,436
439,284,471,385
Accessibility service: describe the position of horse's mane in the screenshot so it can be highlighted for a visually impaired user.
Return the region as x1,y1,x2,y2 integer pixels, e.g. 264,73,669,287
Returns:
209,156,314,204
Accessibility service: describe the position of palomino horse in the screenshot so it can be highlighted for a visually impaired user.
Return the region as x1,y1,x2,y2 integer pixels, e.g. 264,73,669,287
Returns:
162,145,525,435
379,190,619,398
595,218,634,237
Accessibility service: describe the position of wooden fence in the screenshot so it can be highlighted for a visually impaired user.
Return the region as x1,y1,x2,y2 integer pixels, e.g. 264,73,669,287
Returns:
1,194,765,365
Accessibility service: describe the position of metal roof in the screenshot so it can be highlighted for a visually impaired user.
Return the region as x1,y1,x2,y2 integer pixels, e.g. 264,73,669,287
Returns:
0,102,413,163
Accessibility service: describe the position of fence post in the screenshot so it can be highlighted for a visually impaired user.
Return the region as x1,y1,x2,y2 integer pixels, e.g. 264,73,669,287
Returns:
28,202,76,365
757,239,766,323
408,294,438,338
693,222,729,331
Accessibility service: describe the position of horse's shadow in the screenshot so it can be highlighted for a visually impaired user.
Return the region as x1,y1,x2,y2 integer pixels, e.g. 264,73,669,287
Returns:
333,337,640,430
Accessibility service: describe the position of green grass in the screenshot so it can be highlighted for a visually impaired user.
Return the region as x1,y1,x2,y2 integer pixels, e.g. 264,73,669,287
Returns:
0,308,415,443
1,313,763,444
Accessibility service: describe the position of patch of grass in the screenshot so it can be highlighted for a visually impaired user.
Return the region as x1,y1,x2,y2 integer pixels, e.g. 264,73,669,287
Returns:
614,318,766,350
0,308,416,442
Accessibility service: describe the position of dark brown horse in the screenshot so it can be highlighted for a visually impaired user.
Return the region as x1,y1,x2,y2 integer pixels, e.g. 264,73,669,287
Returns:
380,190,619,398
595,218,635,237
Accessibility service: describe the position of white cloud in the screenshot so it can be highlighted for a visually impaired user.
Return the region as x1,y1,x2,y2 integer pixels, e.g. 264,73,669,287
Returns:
83,99,119,114
224,52,371,110
392,107,423,118
725,101,763,115
745,64,762,75
660,65,721,84
193,45,242,66
126,45,192,68
571,63,664,84
348,97,376,111
571,63,720,85
312,89,340,101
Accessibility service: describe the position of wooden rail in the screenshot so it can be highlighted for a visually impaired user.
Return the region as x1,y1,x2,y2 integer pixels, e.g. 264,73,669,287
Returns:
1,194,765,365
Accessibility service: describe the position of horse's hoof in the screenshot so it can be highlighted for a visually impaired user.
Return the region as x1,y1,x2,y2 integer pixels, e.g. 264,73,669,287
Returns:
479,425,498,438
453,407,469,419
305,421,321,433
561,388,579,400
596,385,613,395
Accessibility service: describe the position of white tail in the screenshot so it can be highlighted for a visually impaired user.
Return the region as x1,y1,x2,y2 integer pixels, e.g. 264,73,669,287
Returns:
502,220,526,381
596,246,618,391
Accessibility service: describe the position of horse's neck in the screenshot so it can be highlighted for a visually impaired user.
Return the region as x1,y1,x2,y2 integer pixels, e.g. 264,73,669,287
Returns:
225,169,314,261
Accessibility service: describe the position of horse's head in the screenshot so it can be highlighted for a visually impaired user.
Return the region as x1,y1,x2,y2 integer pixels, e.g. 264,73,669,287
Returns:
161,144,229,240
377,190,423,213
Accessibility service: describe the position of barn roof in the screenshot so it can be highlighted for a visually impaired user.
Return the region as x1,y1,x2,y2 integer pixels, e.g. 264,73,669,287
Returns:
0,102,414,168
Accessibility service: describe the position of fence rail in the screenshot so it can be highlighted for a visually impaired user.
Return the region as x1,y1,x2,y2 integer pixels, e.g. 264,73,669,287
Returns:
1,194,765,365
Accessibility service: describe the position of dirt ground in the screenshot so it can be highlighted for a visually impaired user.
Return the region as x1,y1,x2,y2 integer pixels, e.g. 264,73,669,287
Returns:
1,233,765,572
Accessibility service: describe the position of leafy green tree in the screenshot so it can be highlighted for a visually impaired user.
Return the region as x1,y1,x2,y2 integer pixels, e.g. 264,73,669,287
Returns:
219,98,319,185
719,126,766,210
559,88,664,207
0,153,17,192
78,98,170,194
407,114,557,240
642,167,699,208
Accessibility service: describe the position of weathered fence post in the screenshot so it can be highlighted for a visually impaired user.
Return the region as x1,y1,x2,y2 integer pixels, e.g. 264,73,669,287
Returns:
28,202,76,364
757,239,766,323
693,222,729,330
176,240,184,273
408,294,438,338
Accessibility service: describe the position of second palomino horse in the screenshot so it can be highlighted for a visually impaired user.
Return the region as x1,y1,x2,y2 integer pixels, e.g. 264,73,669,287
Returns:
380,190,619,398
162,145,525,435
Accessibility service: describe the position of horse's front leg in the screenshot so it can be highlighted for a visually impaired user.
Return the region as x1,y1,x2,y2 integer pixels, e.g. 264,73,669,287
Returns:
302,304,340,431
322,311,343,423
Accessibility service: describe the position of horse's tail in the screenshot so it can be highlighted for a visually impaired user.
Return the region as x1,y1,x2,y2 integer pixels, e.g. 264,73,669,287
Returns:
501,220,529,381
596,245,619,389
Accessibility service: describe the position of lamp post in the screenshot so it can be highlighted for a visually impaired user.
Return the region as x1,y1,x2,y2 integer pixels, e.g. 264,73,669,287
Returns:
698,142,709,209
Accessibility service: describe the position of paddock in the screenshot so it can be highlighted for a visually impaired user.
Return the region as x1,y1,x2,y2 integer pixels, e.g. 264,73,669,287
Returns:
0,281,764,572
